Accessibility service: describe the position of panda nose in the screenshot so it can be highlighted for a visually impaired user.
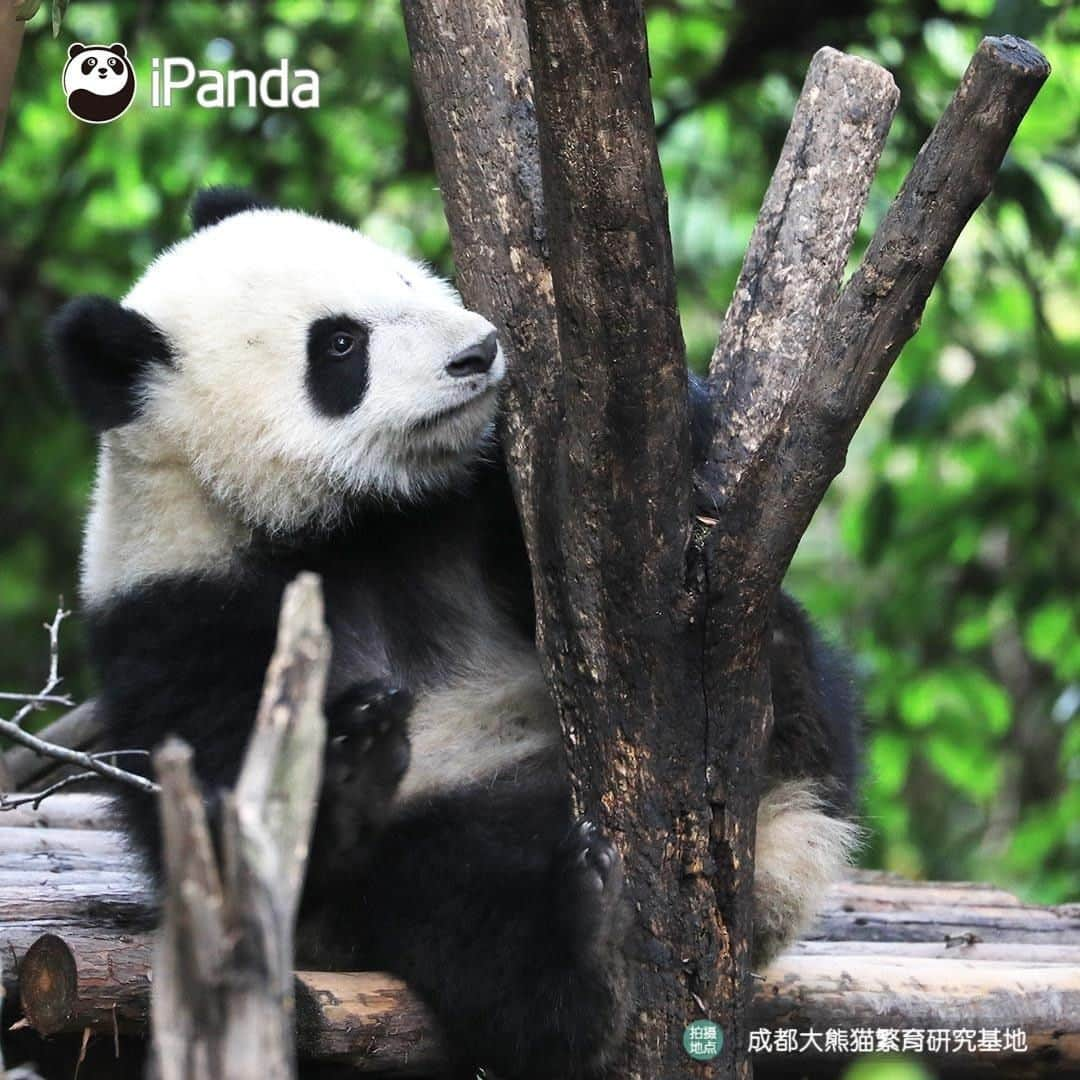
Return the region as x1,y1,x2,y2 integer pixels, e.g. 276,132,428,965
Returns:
446,332,498,378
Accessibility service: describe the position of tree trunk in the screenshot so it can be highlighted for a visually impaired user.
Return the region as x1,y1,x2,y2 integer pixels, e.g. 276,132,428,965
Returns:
0,5,23,155
404,5,1050,1075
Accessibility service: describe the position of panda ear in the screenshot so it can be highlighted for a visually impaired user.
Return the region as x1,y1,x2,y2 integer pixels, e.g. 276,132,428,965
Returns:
190,187,270,232
68,43,86,58
108,43,127,58
49,297,171,433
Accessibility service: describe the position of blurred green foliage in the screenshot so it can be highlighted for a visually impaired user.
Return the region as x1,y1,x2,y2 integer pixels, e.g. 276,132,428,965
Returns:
1,0,1076,939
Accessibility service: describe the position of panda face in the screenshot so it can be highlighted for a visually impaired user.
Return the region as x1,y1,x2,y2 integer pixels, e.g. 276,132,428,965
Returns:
115,208,504,532
63,48,129,96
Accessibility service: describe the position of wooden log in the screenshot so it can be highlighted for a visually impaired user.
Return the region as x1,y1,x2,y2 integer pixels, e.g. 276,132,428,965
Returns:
0,818,1075,1071
1,825,1078,949
16,934,79,1037
295,971,446,1074
753,953,1080,1074
0,794,118,831
812,879,1080,945
6,928,1078,1073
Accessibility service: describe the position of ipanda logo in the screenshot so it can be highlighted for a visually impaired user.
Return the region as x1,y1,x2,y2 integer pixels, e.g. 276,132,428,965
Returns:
62,42,319,125
62,43,136,124
150,57,319,110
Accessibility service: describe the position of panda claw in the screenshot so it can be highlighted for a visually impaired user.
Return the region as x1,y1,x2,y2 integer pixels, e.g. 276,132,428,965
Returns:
325,680,413,797
553,816,627,951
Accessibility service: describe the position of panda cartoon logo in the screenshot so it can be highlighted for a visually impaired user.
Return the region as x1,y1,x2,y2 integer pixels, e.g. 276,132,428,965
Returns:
62,43,136,124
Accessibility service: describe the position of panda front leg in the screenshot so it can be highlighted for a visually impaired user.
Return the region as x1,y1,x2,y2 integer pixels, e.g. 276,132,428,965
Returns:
337,788,631,1080
303,680,413,894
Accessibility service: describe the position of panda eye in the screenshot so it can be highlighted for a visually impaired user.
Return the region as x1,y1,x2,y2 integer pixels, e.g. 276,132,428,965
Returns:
329,333,355,357
108,57,121,71
82,57,96,74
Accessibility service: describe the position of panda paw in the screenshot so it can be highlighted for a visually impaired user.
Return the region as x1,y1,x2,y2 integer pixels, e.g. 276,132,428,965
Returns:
323,680,412,826
551,817,626,953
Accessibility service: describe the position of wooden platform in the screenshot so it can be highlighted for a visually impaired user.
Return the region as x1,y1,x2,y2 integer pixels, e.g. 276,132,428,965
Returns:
0,795,1077,1076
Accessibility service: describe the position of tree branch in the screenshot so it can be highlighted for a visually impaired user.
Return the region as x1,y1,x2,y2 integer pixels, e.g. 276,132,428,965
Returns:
748,35,1050,591
400,1,567,697
3,701,103,790
706,46,899,504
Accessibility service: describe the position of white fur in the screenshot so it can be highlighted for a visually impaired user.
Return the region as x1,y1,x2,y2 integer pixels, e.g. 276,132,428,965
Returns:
401,649,560,804
752,781,862,964
82,208,502,603
83,439,248,601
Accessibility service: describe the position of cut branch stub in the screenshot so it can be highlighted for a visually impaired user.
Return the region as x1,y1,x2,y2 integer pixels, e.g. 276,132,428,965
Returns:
707,46,899,504
235,570,331,917
18,933,78,1037
151,572,330,1080
750,35,1050,589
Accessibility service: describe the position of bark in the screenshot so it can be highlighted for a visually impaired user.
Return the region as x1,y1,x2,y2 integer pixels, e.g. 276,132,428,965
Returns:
4,871,1078,1071
150,573,330,1080
405,4,721,1075
402,6,1048,1076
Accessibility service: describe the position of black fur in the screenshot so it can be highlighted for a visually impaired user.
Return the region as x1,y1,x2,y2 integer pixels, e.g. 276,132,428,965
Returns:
49,296,172,432
190,186,270,231
89,456,628,1079
305,315,372,417
767,593,860,813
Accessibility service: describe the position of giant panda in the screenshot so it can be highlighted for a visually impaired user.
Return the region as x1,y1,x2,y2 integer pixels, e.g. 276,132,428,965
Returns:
50,188,860,1079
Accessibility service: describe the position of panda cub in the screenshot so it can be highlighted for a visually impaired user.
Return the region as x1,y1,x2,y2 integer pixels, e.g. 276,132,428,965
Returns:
51,189,860,1079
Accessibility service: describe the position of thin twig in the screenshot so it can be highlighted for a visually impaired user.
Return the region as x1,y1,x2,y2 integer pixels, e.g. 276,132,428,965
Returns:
0,692,76,707
4,606,72,732
0,773,99,811
0,720,158,798
0,605,159,798
44,605,65,688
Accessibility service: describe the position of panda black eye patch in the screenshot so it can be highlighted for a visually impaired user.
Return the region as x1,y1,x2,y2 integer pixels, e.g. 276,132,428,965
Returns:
306,316,371,417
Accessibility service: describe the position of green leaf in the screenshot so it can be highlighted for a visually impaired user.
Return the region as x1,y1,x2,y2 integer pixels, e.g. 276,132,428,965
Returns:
52,0,69,37
869,733,911,796
1026,602,1077,664
925,735,1001,801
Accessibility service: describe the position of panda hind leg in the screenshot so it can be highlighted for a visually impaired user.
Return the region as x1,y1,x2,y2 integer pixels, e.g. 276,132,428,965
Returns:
751,780,862,968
